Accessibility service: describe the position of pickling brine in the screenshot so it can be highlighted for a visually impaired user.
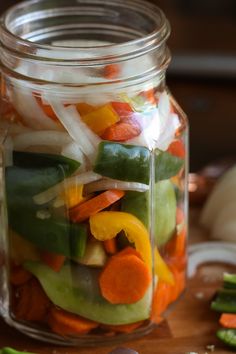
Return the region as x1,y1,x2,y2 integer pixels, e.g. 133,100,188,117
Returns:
0,0,188,346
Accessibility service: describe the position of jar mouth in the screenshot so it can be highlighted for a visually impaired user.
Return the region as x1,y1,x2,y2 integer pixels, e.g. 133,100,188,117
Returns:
0,0,170,64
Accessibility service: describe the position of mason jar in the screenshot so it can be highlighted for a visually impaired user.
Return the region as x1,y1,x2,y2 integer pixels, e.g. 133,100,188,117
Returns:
0,0,188,346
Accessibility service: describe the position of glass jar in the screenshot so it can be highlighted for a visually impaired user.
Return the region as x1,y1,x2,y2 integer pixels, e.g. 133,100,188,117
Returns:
0,0,188,346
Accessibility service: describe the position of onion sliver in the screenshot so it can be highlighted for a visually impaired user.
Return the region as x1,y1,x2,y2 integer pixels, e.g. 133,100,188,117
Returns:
48,98,98,161
85,179,149,194
33,171,101,205
61,141,86,171
12,88,62,131
13,131,72,150
188,242,236,278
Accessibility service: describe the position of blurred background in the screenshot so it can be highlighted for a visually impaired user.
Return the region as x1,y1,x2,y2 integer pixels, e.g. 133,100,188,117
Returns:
0,0,236,172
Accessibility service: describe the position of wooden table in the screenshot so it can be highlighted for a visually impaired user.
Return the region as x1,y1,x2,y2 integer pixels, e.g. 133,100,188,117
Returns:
0,211,235,354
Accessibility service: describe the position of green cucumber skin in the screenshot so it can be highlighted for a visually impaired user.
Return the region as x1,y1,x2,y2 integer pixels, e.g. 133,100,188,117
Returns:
25,261,151,325
121,180,176,247
217,329,236,347
93,142,184,185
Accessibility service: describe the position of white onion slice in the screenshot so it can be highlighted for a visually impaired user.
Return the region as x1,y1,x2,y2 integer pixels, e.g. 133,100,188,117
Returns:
13,131,72,150
85,179,149,194
12,88,62,131
61,141,86,172
188,242,236,278
33,171,101,205
47,98,99,161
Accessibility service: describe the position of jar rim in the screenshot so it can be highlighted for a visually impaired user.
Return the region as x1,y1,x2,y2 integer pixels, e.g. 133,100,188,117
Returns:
0,0,170,65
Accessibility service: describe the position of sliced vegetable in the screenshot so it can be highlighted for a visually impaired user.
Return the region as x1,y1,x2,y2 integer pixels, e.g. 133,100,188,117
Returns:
111,102,133,119
85,179,148,194
121,191,149,227
48,307,99,335
219,313,236,329
154,180,177,246
167,140,185,158
9,230,40,264
14,278,50,322
69,189,125,223
151,281,171,323
59,184,84,209
6,151,80,208
25,262,152,325
217,329,236,348
0,348,36,354
104,239,117,255
99,253,151,304
122,181,177,247
93,142,150,184
77,240,107,267
33,171,101,206
102,118,141,141
155,149,184,182
211,288,236,313
154,249,174,285
81,104,120,135
9,211,87,258
13,131,71,151
40,251,66,272
93,141,183,185
224,273,236,289
76,102,95,116
10,265,32,286
90,211,152,269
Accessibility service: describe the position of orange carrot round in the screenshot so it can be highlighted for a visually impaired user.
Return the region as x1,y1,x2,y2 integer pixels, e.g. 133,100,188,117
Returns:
219,313,236,329
69,189,125,223
151,281,172,324
99,254,151,304
48,307,99,336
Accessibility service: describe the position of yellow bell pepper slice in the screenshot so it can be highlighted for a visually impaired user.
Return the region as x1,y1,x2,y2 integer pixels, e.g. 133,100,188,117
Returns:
154,248,174,285
90,211,151,269
54,184,84,209
81,104,120,135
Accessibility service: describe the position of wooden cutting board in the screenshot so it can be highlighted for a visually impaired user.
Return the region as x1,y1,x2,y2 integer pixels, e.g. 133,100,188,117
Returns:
0,213,234,354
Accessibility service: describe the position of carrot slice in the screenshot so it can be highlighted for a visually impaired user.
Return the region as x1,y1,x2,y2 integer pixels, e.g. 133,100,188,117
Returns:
48,307,99,335
99,254,151,304
104,64,120,79
14,279,50,322
151,281,172,324
103,321,143,333
219,313,236,329
41,251,66,272
168,140,185,158
104,239,117,255
102,118,141,141
69,189,125,223
10,265,32,286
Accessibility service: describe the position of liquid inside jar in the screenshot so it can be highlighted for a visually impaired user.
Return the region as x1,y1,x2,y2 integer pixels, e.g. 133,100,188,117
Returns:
0,2,188,346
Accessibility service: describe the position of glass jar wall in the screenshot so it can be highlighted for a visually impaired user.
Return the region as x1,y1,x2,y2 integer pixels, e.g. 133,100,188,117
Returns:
0,0,188,346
